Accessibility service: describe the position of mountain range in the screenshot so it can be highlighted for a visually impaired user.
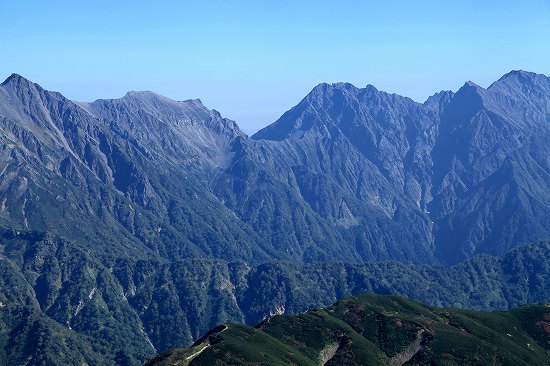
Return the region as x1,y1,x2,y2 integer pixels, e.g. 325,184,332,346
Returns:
2,71,550,267
0,71,549,365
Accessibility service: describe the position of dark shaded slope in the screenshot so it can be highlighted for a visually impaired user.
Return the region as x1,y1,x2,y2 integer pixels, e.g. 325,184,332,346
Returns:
253,71,550,264
430,72,550,263
247,83,439,263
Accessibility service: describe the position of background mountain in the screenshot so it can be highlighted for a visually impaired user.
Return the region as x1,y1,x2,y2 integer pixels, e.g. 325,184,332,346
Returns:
2,71,549,266
0,71,550,364
253,71,550,264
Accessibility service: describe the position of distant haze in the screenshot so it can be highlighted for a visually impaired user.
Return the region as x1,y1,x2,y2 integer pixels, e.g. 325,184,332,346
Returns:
1,1,549,134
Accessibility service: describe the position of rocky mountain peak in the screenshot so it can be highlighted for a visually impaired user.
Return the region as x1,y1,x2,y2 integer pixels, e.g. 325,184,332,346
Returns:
462,80,483,90
1,73,34,88
424,90,454,106
122,90,162,99
0,73,74,137
450,80,486,106
496,69,542,83
0,73,46,101
253,82,387,141
488,69,550,96
306,82,362,101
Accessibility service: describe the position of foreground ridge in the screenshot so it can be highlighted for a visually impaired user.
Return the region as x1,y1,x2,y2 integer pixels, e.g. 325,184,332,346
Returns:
146,293,550,366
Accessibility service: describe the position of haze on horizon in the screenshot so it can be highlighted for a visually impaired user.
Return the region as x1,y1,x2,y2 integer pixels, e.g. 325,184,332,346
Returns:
2,0,549,134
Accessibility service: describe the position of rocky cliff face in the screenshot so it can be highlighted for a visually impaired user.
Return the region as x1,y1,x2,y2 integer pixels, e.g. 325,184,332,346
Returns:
253,71,550,264
430,71,550,262
0,74,271,264
2,71,549,265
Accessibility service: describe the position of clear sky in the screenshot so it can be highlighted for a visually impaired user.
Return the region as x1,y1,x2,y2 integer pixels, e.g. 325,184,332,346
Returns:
1,1,549,134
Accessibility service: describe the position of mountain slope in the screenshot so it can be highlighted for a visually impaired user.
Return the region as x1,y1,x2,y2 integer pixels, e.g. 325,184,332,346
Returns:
1,227,549,364
2,71,550,265
248,83,439,263
145,293,550,366
0,74,274,263
253,71,550,264
430,72,550,262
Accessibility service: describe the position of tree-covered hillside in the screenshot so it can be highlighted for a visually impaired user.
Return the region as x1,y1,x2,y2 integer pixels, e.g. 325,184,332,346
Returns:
0,229,549,364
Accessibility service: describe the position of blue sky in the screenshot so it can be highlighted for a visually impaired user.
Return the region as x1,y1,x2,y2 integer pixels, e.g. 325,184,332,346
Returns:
1,1,549,133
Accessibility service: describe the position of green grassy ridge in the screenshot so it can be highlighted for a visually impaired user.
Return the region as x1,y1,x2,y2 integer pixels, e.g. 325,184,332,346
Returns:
148,294,550,366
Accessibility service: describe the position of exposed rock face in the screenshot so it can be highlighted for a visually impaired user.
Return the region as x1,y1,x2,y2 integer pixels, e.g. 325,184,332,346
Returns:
1,71,550,266
253,71,550,264
0,74,271,263
320,342,339,365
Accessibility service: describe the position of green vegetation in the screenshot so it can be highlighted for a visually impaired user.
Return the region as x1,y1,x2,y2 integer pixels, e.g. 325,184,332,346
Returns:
0,304,115,366
147,294,550,366
0,229,549,364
